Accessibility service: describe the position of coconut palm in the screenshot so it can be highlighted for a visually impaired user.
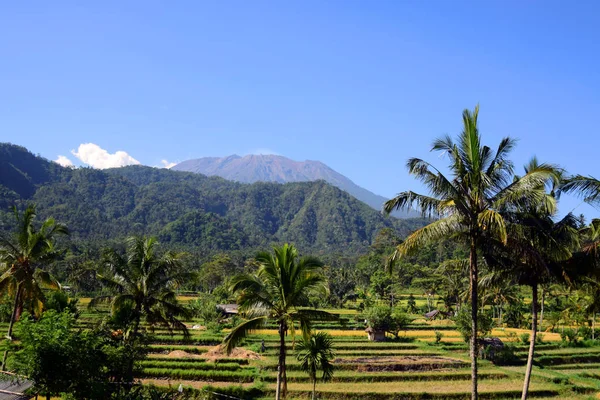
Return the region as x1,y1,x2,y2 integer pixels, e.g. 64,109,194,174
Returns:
479,273,520,324
561,176,600,206
296,332,335,400
0,205,68,370
482,159,579,400
223,244,331,400
384,105,555,400
90,236,190,339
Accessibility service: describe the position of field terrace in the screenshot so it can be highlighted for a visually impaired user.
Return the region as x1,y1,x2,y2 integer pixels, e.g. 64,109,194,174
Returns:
73,294,600,400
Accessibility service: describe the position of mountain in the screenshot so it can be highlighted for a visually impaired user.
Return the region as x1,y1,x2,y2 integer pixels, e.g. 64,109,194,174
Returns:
172,155,419,218
0,143,426,256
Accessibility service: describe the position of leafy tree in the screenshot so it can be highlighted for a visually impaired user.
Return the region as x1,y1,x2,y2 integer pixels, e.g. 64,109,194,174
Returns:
364,306,409,338
369,270,393,300
0,205,68,370
384,105,553,399
296,332,335,400
223,244,331,400
11,311,109,400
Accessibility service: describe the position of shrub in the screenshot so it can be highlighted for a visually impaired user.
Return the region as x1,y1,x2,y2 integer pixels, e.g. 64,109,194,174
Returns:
488,343,521,366
536,333,545,344
560,328,579,345
434,330,443,344
453,307,494,343
519,333,530,344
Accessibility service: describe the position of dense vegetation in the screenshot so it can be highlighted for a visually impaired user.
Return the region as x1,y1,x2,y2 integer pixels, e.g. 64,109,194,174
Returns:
0,142,425,257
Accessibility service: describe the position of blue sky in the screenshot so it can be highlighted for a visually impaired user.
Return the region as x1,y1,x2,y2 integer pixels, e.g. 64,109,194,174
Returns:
1,1,599,218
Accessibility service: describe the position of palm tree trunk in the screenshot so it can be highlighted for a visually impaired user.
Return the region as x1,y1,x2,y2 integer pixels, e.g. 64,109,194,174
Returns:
521,283,538,400
275,322,287,400
312,379,316,400
539,288,544,333
469,236,478,400
2,283,22,371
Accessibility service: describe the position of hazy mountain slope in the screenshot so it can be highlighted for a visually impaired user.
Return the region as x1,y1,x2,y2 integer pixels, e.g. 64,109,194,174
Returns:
173,155,419,218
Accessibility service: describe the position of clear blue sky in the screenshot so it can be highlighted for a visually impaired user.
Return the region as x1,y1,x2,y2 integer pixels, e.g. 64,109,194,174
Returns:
1,1,598,218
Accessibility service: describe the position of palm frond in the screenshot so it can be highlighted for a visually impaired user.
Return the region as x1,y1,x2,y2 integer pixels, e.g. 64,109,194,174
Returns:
222,316,268,355
561,175,600,205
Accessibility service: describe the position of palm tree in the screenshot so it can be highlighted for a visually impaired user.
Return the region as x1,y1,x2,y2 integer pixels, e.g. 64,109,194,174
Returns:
90,236,190,340
0,205,68,370
384,105,554,400
488,213,578,399
223,244,330,400
296,332,335,400
479,273,520,324
483,159,579,400
561,176,600,206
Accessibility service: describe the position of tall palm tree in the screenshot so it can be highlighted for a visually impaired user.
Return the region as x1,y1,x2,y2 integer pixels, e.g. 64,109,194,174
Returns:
223,244,330,400
90,236,190,340
485,212,578,399
0,205,68,370
482,159,579,400
296,332,335,400
384,105,554,400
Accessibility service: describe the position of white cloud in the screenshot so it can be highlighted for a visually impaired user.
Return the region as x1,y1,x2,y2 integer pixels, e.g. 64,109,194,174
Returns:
161,159,177,169
71,143,140,169
55,155,74,168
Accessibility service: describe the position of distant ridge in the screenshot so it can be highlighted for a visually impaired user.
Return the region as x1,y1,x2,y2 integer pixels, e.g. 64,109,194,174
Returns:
173,154,419,218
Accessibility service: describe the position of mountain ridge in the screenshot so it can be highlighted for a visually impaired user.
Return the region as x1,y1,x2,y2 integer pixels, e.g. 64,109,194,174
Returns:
173,154,419,218
0,143,426,256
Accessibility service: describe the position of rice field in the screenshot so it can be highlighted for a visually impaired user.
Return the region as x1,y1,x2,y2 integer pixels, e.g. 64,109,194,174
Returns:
76,298,600,399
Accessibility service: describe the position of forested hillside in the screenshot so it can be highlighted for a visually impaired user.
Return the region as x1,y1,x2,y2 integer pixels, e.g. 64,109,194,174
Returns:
0,143,426,255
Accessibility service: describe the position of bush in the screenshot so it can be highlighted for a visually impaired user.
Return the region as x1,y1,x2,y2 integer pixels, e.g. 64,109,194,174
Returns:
453,307,494,343
536,333,545,344
44,291,79,316
434,330,443,344
488,343,521,366
560,328,579,345
519,333,530,344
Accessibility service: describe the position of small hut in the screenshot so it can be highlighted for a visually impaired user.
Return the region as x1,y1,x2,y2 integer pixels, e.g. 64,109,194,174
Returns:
365,327,386,342
0,372,34,400
216,304,239,318
424,309,440,320
479,337,505,360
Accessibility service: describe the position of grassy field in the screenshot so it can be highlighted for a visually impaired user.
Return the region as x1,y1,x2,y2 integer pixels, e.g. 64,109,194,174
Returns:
76,298,600,399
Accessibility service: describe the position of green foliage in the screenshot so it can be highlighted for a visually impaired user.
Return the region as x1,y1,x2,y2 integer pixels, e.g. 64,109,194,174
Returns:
0,143,423,256
453,307,494,343
44,290,79,316
406,294,418,314
10,310,143,399
364,307,409,338
560,328,579,344
434,330,443,344
91,236,191,339
503,299,526,328
519,332,530,344
296,331,335,398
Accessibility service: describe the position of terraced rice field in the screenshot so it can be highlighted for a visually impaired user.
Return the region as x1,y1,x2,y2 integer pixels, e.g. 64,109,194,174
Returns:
75,297,600,399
